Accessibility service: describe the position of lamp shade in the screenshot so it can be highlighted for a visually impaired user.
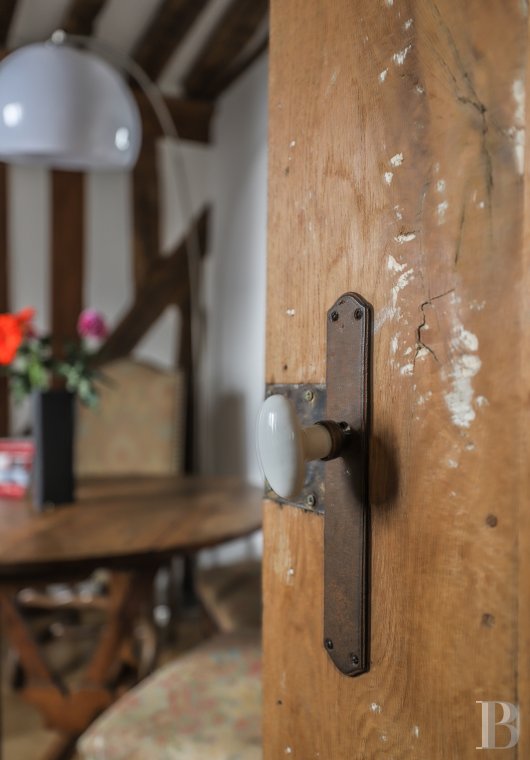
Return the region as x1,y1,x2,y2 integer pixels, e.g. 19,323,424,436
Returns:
0,42,141,170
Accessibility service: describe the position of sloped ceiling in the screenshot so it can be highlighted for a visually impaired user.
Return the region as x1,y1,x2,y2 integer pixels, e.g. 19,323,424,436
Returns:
3,0,268,100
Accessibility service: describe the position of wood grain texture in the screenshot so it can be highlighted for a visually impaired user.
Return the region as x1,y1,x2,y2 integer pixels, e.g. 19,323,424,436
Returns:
60,0,107,35
0,0,17,45
264,0,528,757
51,171,84,356
518,17,530,759
0,476,262,579
132,137,159,287
131,0,210,83
96,209,208,365
183,0,268,100
0,162,9,435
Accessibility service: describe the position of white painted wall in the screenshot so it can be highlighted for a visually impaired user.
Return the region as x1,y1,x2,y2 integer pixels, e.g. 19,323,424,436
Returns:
201,54,268,486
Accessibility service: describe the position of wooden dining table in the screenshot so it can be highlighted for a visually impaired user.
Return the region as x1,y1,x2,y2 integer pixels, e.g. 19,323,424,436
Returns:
0,475,263,760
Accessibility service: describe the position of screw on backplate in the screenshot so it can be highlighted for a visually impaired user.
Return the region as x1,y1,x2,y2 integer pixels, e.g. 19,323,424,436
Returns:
330,310,339,322
351,654,359,665
306,493,316,508
354,308,363,320
325,639,334,650
303,389,314,402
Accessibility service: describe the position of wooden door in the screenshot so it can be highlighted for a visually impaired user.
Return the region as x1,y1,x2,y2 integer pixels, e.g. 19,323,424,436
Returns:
263,1,529,757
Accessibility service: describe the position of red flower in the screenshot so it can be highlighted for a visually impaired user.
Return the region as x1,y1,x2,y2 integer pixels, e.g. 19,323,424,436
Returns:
0,308,35,366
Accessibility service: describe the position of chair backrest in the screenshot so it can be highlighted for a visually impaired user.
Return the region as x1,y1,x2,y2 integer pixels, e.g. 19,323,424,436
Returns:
76,358,185,477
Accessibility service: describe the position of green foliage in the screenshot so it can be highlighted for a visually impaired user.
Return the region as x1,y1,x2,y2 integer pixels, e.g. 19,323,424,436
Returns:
2,335,102,408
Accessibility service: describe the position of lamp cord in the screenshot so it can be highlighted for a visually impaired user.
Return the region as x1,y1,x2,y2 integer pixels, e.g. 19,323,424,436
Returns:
50,30,203,472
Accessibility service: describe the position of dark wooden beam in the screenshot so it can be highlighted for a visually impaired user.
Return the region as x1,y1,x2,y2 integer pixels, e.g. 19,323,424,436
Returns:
0,163,9,435
132,136,159,288
183,0,268,100
133,92,213,144
95,209,208,366
0,0,17,46
51,172,85,357
61,0,107,35
131,0,210,83
209,34,268,100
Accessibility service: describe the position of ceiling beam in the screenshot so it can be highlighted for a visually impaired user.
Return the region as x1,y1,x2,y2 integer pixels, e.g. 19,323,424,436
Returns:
209,34,268,100
134,92,213,144
60,0,107,36
0,1,17,47
183,0,268,100
131,0,210,83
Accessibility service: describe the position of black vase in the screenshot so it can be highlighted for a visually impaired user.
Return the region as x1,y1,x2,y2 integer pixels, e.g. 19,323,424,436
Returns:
32,389,75,510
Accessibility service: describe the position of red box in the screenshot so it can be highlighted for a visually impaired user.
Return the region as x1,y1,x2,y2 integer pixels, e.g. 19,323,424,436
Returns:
0,438,34,499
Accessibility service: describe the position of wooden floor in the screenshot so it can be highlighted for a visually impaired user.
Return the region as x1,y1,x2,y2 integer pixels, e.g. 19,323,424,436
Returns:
1,604,211,760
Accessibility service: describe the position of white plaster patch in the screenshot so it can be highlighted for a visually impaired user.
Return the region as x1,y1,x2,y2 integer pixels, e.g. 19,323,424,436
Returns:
404,346,413,356
512,78,525,175
413,726,420,738
403,18,414,30
433,162,440,174
415,83,425,95
400,363,414,376
447,458,458,468
387,254,407,272
469,300,486,311
394,205,403,220
384,171,394,185
465,442,476,451
443,320,481,428
289,140,296,148
393,45,412,65
391,335,399,354
475,395,489,408
286,309,296,316
380,734,389,743
379,69,388,83
390,152,404,167
376,265,414,333
436,179,446,193
371,703,382,713
285,748,293,755
385,0,394,6
417,390,433,406
394,232,416,244
437,200,449,224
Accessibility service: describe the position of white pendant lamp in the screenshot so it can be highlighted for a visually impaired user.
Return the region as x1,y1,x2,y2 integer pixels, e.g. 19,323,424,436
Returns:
0,36,141,171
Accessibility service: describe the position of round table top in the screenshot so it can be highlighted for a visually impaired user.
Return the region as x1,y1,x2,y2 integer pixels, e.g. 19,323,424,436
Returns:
0,476,263,581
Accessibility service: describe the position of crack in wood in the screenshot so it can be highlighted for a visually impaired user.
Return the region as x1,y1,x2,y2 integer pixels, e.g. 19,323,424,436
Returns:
413,288,455,367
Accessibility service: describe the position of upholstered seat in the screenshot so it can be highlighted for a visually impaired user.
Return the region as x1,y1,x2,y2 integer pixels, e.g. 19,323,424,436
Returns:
76,358,185,477
77,632,262,760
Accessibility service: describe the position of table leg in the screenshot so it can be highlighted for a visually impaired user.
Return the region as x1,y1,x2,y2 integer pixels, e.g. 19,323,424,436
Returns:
0,570,157,759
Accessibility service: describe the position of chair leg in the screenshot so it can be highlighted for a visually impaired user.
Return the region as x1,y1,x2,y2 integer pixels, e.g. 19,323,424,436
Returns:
41,733,79,760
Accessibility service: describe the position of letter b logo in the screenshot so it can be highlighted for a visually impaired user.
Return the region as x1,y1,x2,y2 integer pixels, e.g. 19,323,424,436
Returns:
477,701,519,749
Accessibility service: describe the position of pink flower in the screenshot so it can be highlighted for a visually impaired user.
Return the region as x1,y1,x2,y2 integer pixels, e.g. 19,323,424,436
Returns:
77,309,108,340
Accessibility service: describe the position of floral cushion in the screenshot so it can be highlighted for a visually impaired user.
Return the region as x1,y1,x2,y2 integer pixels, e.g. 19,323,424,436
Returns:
78,632,262,760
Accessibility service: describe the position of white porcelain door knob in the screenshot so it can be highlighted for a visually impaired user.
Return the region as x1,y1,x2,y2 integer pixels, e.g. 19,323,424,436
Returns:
257,394,346,499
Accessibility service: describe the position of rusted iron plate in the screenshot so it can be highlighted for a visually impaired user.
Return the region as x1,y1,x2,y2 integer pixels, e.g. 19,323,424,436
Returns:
323,293,372,677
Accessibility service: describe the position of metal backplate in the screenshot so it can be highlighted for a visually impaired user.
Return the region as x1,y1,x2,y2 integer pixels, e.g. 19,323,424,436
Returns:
324,292,372,677
265,384,326,514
